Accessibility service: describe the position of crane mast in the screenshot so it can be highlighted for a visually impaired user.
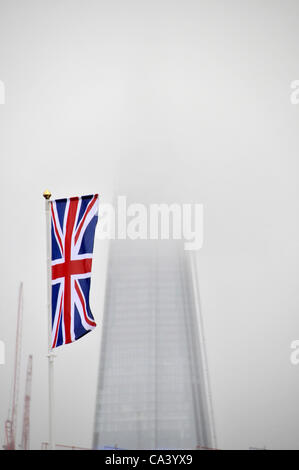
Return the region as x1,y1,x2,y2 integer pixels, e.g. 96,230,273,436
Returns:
21,355,33,450
4,282,23,450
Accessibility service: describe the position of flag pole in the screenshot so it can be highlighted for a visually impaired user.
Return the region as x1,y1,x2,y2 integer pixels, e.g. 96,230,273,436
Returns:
43,189,55,451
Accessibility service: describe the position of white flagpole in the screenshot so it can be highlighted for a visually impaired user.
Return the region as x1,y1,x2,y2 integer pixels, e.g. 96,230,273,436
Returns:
43,189,55,450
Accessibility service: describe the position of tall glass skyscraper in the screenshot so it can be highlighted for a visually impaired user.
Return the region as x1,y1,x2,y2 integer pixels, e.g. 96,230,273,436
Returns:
93,240,216,450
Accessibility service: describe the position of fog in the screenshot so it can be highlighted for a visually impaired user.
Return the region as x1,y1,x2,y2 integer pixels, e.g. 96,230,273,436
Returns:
0,0,299,449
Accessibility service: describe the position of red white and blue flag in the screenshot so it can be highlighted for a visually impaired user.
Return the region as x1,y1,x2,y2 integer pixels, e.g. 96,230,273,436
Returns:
50,194,99,348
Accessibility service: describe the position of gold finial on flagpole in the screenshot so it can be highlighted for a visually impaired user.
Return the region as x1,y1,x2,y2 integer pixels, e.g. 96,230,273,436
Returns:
43,189,52,200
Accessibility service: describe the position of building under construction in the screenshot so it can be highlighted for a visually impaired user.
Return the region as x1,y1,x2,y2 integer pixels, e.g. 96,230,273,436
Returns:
93,240,216,450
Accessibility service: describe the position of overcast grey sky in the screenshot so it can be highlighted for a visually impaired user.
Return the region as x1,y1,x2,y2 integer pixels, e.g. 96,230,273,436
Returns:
1,0,299,450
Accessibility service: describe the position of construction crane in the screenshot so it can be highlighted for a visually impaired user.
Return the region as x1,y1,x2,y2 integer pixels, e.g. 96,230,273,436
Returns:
4,282,23,450
21,355,33,450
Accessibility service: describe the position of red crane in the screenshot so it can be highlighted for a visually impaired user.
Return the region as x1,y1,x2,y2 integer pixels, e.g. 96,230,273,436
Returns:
4,282,23,450
21,355,33,450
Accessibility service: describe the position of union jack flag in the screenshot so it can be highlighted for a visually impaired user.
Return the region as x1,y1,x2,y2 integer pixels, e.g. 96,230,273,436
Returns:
50,194,99,348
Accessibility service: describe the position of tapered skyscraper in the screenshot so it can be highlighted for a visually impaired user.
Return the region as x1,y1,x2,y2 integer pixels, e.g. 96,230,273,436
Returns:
93,239,216,449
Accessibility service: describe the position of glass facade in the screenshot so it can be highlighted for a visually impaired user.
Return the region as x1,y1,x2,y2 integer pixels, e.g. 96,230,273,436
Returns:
93,240,215,450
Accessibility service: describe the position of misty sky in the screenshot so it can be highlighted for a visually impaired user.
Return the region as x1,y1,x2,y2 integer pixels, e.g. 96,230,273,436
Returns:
1,0,299,450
